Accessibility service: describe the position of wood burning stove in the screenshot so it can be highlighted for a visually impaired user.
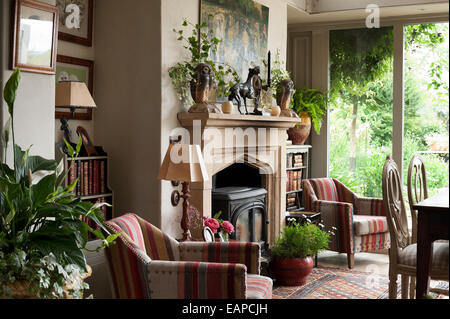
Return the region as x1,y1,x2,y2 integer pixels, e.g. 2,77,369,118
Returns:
212,186,268,250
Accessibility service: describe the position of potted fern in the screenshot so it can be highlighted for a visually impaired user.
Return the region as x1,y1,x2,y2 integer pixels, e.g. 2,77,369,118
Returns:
288,86,328,145
270,220,331,286
0,70,119,299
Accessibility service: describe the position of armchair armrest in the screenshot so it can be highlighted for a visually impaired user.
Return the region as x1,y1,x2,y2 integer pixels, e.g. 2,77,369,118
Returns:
356,197,386,217
179,242,261,275
147,260,247,299
312,199,354,254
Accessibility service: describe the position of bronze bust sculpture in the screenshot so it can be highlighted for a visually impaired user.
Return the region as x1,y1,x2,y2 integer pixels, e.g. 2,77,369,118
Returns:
277,79,298,118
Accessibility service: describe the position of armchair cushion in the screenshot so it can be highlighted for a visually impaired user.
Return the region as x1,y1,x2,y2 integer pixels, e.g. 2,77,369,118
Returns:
353,215,389,236
308,178,339,202
246,275,273,299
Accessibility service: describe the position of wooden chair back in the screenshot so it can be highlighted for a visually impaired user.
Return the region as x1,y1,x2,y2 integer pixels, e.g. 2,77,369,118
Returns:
407,155,428,243
382,156,411,259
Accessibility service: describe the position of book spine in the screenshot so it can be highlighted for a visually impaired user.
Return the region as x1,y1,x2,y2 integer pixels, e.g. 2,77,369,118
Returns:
84,162,89,196
100,160,106,194
89,160,93,195
93,160,99,195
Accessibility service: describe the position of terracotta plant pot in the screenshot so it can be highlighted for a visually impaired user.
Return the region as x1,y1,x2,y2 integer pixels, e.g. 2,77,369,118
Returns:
270,256,314,286
288,112,312,145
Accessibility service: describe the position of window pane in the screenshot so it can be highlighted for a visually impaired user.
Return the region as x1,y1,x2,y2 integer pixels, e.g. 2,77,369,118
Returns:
403,23,449,198
329,27,394,197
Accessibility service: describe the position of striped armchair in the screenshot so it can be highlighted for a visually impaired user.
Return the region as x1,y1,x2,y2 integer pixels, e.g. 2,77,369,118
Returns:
303,178,391,268
103,213,272,299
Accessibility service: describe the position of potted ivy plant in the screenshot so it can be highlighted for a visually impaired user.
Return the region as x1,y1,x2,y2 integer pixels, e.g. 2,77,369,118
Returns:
288,86,328,145
270,220,331,286
168,19,239,110
0,70,119,299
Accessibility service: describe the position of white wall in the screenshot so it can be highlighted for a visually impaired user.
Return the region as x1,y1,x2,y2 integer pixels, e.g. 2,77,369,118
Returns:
1,0,55,163
160,0,288,238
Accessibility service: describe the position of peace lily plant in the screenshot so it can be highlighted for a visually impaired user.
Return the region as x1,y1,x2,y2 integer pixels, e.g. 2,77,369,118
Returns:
0,70,119,299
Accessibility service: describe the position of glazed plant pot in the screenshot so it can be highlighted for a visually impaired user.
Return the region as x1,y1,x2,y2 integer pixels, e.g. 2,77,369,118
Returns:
270,256,314,286
288,112,312,145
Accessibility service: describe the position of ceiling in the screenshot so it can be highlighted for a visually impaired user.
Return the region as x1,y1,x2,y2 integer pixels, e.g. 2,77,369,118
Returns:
287,2,449,26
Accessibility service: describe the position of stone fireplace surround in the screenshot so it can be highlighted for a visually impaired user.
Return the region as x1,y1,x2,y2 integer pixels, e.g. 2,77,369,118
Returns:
177,112,301,246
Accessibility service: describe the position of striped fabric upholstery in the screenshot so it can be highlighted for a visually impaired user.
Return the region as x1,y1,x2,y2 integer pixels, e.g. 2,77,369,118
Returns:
353,215,389,236
308,178,339,202
302,178,391,256
103,222,152,299
398,242,449,272
103,214,272,299
134,214,180,261
246,275,273,299
179,242,261,275
146,261,247,299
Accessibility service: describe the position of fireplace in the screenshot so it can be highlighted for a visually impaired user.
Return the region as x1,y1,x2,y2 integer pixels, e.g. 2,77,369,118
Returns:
212,164,268,249
177,112,300,246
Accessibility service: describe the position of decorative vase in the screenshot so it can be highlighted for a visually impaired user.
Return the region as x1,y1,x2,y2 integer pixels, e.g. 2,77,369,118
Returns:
270,257,314,286
288,112,312,145
270,106,281,117
221,101,233,114
219,230,229,242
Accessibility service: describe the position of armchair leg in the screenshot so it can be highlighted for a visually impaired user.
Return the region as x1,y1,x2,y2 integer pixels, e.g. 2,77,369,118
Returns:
347,253,354,269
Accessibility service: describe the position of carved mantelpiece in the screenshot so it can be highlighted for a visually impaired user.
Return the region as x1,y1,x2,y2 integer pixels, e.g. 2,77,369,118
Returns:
177,112,301,246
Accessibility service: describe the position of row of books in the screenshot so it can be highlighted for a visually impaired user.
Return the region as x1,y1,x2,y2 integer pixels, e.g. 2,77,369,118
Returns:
67,159,107,196
287,193,299,209
287,170,303,192
287,153,304,168
81,197,109,239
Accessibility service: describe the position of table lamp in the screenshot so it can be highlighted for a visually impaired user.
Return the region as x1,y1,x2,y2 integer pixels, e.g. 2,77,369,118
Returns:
55,81,96,148
158,144,209,241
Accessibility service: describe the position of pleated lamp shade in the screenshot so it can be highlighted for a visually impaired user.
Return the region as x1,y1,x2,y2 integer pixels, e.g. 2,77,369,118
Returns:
55,81,96,109
158,144,209,183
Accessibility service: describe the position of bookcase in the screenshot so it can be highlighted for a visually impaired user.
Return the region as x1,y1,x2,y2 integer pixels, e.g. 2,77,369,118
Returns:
285,145,311,215
63,146,114,239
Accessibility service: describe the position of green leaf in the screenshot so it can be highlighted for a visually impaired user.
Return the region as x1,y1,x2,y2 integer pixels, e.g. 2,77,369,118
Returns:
64,138,75,158
30,174,56,207
4,69,21,116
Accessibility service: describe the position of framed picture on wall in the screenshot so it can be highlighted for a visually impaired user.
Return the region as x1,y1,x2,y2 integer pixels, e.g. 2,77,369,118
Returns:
55,54,94,120
200,0,269,82
56,0,93,46
11,0,59,75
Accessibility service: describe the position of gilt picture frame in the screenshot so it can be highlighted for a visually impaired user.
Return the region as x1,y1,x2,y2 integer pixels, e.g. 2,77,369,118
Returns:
55,54,94,120
56,0,93,46
11,0,59,75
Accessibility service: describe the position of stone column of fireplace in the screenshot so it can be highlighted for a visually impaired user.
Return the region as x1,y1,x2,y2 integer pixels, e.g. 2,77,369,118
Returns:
177,113,300,246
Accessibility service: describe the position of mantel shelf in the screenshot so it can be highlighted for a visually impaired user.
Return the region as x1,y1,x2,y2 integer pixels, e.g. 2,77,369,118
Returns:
177,112,301,129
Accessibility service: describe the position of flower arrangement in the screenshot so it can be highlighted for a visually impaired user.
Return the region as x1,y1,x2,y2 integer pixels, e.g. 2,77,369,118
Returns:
203,212,234,242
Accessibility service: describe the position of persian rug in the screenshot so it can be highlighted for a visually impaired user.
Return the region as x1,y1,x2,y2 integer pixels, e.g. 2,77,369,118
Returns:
272,266,448,299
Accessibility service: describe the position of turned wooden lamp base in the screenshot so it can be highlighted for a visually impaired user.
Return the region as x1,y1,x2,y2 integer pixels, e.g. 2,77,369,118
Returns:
179,181,193,242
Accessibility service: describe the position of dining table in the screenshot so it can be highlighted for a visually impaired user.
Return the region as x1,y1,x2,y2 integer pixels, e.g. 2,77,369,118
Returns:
413,187,449,299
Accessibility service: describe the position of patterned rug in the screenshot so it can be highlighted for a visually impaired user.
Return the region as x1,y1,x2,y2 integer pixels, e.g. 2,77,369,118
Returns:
272,266,448,299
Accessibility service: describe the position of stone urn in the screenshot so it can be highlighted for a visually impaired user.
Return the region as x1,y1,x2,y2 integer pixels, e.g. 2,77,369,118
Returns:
288,112,312,145
270,257,314,286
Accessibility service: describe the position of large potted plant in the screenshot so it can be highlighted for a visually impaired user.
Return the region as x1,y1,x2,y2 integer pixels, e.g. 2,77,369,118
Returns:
288,86,328,145
270,220,331,286
0,70,119,299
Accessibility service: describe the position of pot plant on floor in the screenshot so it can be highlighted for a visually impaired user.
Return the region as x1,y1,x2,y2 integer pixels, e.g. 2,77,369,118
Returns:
0,70,119,299
288,86,328,145
270,220,331,286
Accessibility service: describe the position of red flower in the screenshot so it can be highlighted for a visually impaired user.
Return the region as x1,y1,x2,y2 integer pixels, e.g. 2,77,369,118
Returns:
204,218,220,233
221,221,234,235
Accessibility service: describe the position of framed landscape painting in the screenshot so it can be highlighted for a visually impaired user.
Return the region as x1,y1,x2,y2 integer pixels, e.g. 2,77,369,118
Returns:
200,0,269,82
55,55,94,120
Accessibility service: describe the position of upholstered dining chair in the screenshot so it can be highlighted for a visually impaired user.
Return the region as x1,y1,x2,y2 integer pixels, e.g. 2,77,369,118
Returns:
382,156,449,299
103,213,273,299
302,178,390,268
407,154,449,298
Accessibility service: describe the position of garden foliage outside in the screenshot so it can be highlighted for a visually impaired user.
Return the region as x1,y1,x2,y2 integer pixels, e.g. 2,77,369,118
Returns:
329,23,449,200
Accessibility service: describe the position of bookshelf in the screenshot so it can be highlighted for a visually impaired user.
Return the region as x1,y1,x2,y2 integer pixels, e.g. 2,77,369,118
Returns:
62,146,114,239
285,145,311,215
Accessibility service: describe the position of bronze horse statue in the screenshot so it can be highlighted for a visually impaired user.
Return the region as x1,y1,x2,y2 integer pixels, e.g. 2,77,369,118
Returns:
228,67,262,115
